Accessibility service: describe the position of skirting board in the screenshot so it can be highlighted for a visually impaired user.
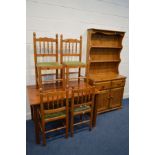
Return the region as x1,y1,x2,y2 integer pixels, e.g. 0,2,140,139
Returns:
26,112,32,120
123,93,129,99
26,93,129,120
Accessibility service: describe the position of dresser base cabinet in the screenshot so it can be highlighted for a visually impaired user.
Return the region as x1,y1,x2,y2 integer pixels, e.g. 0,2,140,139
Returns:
96,90,110,113
95,86,125,113
93,78,126,114
109,87,124,109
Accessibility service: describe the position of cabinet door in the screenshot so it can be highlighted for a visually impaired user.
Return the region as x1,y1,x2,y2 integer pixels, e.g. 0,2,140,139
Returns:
95,90,110,113
109,87,124,108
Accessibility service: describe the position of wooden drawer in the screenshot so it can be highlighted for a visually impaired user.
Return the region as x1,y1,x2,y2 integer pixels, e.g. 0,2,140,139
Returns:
111,79,125,88
94,81,111,91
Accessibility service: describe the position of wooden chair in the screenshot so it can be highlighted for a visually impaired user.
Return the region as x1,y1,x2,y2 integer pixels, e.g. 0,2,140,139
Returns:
60,34,87,87
70,86,95,137
38,89,69,145
33,32,65,89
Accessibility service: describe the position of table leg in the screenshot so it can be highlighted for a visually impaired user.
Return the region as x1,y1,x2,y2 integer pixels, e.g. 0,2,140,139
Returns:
30,105,34,120
93,97,97,127
33,105,40,144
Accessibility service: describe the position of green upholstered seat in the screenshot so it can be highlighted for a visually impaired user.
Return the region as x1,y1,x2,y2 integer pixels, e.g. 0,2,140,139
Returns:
37,62,62,67
44,111,66,119
74,105,91,112
63,61,85,67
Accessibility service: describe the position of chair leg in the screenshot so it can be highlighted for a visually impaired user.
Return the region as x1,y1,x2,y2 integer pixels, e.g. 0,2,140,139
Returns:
42,133,46,145
80,114,82,121
70,114,74,137
30,106,34,120
34,106,40,144
42,122,46,145
89,112,93,131
38,67,42,89
65,117,68,138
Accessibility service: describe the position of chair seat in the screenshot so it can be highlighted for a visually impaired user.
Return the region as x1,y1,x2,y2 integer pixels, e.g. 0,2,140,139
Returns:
44,111,66,119
63,61,85,67
74,105,91,113
37,62,62,67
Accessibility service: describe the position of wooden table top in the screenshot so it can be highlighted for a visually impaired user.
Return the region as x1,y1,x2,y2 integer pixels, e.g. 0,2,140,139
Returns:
27,81,91,106
88,73,126,83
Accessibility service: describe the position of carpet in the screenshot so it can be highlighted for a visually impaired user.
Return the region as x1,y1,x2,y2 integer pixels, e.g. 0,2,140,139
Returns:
26,98,129,155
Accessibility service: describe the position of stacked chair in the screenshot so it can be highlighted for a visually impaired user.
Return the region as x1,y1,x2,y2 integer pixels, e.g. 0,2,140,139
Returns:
38,89,69,145
38,86,95,145
70,86,95,137
33,32,65,89
60,34,87,87
33,33,95,145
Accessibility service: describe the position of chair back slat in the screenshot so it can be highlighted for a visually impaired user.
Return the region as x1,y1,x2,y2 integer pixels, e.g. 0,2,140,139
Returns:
77,90,80,104
68,42,70,54
56,94,59,108
47,95,50,109
33,32,58,61
75,42,77,54
52,95,55,109
39,41,41,54
60,34,82,63
40,90,68,117
79,36,82,61
71,86,95,108
36,37,56,42
44,107,66,114
43,41,45,54
47,42,49,54
51,42,53,54
71,43,74,54
65,42,67,54
60,92,64,107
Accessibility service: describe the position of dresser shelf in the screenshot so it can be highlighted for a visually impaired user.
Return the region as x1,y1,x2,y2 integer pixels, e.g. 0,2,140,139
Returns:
90,45,122,49
89,60,121,63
